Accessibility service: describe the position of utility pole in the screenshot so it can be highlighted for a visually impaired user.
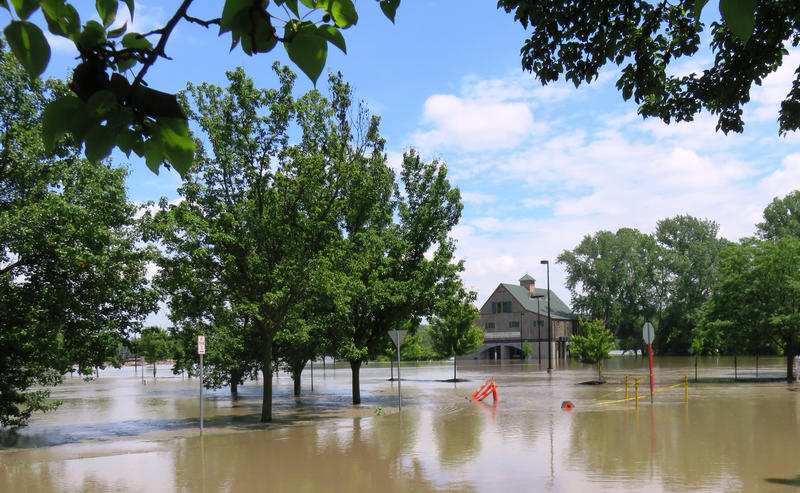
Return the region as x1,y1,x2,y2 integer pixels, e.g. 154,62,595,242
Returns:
541,259,552,372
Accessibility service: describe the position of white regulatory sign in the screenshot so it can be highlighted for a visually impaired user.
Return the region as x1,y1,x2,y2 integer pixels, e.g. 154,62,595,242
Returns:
642,322,655,345
197,335,206,355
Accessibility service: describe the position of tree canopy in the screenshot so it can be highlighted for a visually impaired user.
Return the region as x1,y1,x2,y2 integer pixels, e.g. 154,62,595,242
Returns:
0,0,400,175
498,0,800,135
0,44,156,427
696,236,800,380
569,318,615,382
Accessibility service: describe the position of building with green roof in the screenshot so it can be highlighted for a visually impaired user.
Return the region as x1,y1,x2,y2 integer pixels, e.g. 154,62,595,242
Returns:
465,274,577,361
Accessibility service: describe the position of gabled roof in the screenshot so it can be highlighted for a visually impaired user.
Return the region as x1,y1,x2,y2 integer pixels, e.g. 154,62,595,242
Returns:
500,283,577,320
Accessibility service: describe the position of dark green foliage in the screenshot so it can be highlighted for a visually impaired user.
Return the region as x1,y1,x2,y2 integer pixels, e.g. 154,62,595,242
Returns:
0,0,399,173
558,228,659,352
757,190,800,240
498,0,800,135
331,148,464,404
570,319,615,382
696,237,800,380
0,44,156,427
135,326,173,379
429,287,483,381
655,216,730,354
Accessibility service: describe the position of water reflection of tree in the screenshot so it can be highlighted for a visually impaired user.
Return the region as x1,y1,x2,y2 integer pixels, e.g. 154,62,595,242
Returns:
566,392,800,491
433,403,485,466
170,415,438,492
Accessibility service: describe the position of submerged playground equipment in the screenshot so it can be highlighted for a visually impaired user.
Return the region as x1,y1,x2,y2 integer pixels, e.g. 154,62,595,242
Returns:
470,377,498,402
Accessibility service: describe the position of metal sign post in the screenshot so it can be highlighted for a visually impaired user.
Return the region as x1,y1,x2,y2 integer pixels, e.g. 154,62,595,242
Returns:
389,330,408,411
198,335,206,435
642,322,655,404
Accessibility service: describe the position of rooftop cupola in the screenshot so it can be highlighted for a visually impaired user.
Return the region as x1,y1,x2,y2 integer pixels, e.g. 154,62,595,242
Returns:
519,274,536,294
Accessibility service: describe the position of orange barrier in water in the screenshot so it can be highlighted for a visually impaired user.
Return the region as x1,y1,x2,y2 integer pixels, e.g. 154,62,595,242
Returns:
471,377,498,402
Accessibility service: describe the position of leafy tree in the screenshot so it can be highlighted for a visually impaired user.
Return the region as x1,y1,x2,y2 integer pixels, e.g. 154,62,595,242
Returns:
697,237,800,380
429,287,483,382
0,0,400,175
332,149,463,405
498,0,800,135
757,190,800,240
147,65,383,421
558,228,660,352
569,318,615,382
655,215,729,354
136,326,173,379
0,44,156,427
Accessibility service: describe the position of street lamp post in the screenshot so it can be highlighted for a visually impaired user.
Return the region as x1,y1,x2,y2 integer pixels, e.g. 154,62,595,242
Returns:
531,294,544,365
541,259,552,372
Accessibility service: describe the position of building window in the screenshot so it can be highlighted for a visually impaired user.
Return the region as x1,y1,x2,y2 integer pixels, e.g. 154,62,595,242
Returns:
491,302,497,314
509,321,519,328
485,322,495,329
503,301,512,313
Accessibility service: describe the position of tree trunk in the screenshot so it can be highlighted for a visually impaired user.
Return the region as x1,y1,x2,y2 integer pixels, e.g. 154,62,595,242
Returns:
350,359,362,405
230,368,242,394
293,365,302,396
787,351,796,382
453,357,457,381
152,362,156,380
261,333,274,422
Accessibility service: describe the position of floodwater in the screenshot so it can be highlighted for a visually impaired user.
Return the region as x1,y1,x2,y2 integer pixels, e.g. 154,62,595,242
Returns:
2,356,800,492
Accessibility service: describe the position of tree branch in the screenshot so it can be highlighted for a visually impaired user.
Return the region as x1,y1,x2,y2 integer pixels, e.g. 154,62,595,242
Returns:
132,0,195,89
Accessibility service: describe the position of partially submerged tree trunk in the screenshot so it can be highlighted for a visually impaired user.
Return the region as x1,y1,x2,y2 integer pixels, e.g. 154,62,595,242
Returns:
787,351,796,382
261,332,274,422
350,359,362,405
291,360,307,396
453,356,457,381
152,362,157,380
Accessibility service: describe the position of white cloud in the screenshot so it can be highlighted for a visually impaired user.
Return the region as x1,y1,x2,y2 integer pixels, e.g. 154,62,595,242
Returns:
461,191,497,205
757,153,800,200
411,94,537,153
400,64,799,306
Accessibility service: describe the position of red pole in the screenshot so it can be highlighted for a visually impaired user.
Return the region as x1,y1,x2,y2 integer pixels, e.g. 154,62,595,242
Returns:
649,343,654,403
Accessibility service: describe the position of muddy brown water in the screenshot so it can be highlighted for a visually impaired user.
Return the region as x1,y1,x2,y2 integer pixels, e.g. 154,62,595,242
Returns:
1,356,799,492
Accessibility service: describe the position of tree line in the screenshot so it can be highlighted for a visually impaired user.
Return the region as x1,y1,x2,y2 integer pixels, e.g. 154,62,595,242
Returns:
0,44,481,428
558,194,800,380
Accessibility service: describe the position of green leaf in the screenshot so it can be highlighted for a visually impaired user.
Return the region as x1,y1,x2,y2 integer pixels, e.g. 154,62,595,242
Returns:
282,0,300,17
219,0,251,35
116,55,136,72
78,21,106,51
692,0,710,22
96,0,118,28
4,21,50,77
719,0,757,44
87,90,118,117
41,1,81,40
115,128,139,157
379,0,400,23
84,124,118,162
10,0,38,19
284,25,327,84
329,0,357,28
155,117,195,177
42,94,82,151
298,0,315,8
143,134,164,174
108,22,127,39
122,0,133,20
121,32,152,50
317,24,346,53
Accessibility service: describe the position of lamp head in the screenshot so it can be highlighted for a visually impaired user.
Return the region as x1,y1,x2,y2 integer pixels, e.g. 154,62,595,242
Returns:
540,259,549,265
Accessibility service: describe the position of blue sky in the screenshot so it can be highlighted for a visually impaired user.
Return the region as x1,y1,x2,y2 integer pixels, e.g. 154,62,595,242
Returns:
21,1,800,315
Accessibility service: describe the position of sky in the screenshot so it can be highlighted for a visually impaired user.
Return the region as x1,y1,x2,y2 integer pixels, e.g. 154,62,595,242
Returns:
19,1,800,320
